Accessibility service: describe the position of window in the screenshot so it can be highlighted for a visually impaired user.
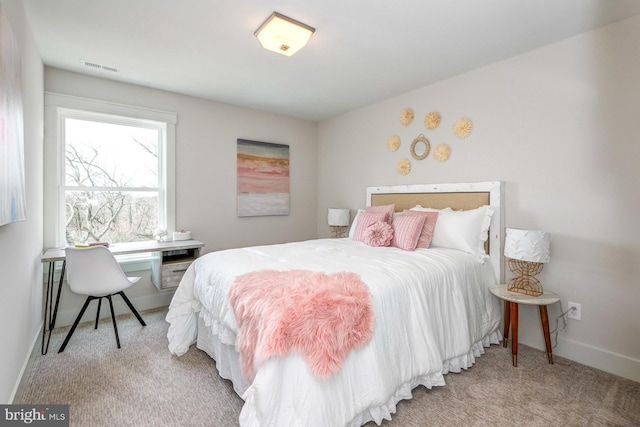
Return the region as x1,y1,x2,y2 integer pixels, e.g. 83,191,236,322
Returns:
63,115,163,244
45,94,176,247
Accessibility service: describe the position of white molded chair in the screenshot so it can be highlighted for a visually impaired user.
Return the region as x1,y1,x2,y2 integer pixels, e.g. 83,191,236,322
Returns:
58,246,146,353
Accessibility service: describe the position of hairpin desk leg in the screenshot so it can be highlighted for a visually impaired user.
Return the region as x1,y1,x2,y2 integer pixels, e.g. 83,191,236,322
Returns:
41,260,65,355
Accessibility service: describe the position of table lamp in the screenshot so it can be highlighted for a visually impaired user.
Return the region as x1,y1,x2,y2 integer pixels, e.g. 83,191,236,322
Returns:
504,228,551,296
328,208,350,238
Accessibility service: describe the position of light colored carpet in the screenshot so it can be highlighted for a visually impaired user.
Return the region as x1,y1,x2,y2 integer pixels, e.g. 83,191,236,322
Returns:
17,308,640,427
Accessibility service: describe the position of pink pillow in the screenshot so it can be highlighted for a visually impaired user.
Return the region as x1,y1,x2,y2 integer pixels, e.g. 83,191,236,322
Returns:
365,204,395,224
352,212,387,242
363,221,393,247
392,214,427,251
402,210,439,249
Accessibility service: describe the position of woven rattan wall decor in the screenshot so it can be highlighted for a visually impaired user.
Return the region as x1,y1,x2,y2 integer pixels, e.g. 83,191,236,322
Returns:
387,135,401,152
397,158,411,175
424,111,441,130
453,117,473,138
399,108,414,126
410,134,430,160
388,108,473,174
434,144,451,162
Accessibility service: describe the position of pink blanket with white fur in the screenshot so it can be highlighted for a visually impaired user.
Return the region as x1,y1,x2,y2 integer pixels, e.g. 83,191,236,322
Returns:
227,269,374,383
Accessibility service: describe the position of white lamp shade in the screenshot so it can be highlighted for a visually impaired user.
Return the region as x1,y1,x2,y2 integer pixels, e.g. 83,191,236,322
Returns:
504,228,550,263
328,208,350,226
255,12,315,57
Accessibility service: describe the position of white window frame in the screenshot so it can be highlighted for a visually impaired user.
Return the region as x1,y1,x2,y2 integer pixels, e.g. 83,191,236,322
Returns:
44,93,177,261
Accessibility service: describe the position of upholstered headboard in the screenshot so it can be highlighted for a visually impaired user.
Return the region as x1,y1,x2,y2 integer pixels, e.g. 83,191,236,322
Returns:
366,181,504,282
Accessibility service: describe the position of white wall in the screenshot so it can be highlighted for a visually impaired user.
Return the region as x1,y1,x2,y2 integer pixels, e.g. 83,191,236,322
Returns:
0,1,44,403
43,68,319,326
318,15,640,381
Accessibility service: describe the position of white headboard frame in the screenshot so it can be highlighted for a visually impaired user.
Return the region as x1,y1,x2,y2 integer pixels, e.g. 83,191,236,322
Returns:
366,181,505,283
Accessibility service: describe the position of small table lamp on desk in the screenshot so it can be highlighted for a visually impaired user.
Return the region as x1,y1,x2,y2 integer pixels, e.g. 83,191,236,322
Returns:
328,208,350,238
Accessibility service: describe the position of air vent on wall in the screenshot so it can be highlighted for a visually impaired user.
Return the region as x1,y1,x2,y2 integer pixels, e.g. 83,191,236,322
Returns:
80,59,119,73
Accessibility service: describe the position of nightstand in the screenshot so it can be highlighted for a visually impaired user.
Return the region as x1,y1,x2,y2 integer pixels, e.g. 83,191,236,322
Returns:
489,284,560,367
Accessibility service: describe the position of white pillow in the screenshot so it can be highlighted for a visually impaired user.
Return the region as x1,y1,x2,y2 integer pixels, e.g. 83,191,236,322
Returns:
410,205,452,214
348,209,364,239
415,205,494,260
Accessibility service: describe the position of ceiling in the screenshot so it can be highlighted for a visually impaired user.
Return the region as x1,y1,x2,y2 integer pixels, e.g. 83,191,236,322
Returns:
21,0,640,122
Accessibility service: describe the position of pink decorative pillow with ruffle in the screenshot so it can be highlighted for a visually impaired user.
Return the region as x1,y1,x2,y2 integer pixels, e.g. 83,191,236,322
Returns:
363,221,393,247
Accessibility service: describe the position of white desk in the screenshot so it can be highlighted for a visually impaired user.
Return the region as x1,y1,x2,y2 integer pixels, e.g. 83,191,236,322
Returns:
40,239,204,355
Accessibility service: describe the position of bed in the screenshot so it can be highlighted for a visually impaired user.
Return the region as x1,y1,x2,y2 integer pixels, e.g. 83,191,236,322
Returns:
166,181,505,427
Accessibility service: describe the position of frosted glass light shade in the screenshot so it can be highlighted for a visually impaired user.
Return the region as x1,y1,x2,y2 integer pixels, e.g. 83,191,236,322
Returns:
328,208,350,226
504,228,551,263
255,12,315,57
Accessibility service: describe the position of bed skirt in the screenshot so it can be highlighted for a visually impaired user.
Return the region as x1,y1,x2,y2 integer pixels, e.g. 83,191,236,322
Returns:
196,314,250,397
195,312,503,427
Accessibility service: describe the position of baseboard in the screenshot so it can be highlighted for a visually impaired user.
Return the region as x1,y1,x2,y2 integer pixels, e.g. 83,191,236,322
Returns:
10,324,42,403
518,324,640,383
52,291,175,328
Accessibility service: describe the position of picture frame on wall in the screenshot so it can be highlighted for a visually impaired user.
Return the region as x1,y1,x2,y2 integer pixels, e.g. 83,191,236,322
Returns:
0,5,26,226
237,139,290,217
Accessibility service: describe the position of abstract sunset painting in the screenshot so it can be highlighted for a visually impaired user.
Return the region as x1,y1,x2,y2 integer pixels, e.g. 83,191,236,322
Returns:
237,139,289,217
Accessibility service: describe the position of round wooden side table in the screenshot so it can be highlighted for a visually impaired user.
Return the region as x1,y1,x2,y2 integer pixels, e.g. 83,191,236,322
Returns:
489,284,561,367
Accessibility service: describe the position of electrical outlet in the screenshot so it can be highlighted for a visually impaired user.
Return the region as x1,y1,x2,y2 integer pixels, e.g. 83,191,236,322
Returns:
568,302,581,320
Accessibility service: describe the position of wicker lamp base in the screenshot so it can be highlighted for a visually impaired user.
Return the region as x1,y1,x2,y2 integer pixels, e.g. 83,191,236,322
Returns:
330,225,348,239
507,259,544,296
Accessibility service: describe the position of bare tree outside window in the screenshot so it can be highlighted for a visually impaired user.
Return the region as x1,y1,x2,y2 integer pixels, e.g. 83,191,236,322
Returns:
64,118,161,244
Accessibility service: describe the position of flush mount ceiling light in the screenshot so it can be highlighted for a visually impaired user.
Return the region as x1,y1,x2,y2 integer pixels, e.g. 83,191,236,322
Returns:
254,12,315,56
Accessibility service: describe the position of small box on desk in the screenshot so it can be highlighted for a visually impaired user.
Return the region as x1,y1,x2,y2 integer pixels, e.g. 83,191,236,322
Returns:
172,231,191,241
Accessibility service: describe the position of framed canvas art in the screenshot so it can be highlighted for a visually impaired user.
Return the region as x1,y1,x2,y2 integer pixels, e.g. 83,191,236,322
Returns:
237,139,289,217
0,5,26,226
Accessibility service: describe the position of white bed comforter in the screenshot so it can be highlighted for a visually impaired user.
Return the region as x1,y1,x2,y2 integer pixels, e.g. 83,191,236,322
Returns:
166,238,502,427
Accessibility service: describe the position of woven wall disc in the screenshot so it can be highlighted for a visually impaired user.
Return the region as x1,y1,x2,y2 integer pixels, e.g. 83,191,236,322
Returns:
424,112,441,130
387,135,401,152
434,144,451,162
400,108,414,126
397,158,411,175
453,117,473,138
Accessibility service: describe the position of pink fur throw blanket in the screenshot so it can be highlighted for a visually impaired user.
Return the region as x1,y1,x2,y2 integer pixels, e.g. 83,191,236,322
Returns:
227,269,374,383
